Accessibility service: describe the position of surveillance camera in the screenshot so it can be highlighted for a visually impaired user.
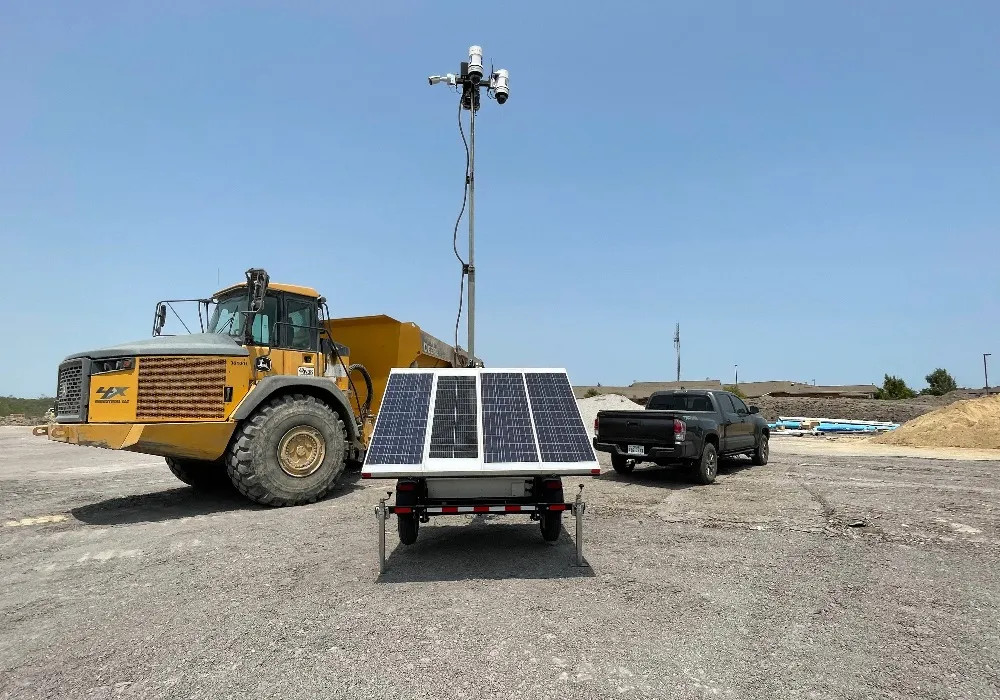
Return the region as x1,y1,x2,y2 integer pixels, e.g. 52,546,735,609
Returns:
491,69,509,104
428,73,457,86
468,45,484,85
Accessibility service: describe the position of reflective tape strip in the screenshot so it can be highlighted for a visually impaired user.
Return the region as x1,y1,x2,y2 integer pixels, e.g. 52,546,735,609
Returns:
389,504,573,514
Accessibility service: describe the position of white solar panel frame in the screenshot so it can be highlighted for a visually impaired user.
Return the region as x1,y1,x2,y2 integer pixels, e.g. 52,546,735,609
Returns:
363,368,599,478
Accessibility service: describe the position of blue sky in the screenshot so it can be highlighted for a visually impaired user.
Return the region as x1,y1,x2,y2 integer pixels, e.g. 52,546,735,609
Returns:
1,1,998,397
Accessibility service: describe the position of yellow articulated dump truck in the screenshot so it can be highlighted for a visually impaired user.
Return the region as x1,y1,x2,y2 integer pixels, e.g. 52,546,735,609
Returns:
37,268,474,506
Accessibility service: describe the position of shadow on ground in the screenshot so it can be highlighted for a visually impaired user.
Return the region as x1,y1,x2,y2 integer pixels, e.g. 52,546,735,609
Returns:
597,456,755,489
71,471,365,526
378,519,594,583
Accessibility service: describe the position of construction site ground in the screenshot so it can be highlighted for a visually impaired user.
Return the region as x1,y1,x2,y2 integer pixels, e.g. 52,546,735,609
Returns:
2,426,998,699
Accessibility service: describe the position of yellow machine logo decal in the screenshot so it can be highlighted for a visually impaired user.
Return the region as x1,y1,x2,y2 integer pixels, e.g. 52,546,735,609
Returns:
95,386,130,403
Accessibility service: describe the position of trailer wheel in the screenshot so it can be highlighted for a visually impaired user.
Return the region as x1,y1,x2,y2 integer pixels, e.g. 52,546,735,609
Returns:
540,511,562,542
691,442,719,485
751,434,769,466
165,457,229,490
611,454,635,474
227,393,347,506
398,514,420,545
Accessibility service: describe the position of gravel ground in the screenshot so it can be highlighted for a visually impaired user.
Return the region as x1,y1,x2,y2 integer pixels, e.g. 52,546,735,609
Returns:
2,427,999,699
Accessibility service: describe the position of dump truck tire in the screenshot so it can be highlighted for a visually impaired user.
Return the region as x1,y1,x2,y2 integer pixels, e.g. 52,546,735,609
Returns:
165,457,229,489
227,394,347,507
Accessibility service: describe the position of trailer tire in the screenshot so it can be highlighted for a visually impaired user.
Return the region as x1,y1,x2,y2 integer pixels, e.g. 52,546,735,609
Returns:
226,394,347,506
751,433,769,466
540,511,562,542
165,457,229,490
611,454,635,474
692,442,719,485
398,514,420,545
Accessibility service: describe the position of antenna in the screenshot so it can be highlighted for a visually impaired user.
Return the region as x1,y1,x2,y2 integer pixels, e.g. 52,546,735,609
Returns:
674,323,681,382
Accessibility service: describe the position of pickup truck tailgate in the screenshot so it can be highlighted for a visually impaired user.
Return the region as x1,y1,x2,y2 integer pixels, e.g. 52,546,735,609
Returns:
596,410,686,446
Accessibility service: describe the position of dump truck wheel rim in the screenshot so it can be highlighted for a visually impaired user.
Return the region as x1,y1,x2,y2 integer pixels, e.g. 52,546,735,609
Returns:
277,426,326,477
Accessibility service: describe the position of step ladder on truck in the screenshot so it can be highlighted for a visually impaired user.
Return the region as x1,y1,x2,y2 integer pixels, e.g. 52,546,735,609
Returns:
362,368,600,572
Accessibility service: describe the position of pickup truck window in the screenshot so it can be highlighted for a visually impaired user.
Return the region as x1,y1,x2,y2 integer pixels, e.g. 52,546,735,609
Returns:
731,395,750,415
716,393,738,414
648,393,714,411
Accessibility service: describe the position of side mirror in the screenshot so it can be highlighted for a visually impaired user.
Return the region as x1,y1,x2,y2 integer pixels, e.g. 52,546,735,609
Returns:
749,405,760,414
153,304,167,336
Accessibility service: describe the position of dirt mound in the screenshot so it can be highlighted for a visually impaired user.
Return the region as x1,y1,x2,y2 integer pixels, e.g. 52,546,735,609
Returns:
577,394,643,437
751,395,947,424
873,395,1000,449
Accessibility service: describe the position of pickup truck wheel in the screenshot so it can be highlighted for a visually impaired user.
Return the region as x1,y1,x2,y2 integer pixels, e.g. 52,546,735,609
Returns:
611,454,635,474
692,443,719,485
398,514,419,545
751,434,769,466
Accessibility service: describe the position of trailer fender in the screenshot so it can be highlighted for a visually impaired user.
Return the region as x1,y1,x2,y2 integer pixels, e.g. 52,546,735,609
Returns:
231,377,359,442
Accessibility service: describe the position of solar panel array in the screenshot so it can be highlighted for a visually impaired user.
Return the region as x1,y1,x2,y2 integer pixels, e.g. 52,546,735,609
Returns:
364,369,597,469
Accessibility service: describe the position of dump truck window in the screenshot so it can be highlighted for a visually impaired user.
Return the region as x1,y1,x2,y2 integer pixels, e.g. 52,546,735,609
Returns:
209,294,278,346
285,297,317,350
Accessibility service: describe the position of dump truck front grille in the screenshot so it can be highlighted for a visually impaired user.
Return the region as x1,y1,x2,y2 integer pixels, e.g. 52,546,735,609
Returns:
137,356,227,421
56,360,87,422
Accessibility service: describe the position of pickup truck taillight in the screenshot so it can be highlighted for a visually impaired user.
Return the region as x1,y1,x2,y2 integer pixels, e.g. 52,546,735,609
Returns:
674,419,687,443
594,416,599,433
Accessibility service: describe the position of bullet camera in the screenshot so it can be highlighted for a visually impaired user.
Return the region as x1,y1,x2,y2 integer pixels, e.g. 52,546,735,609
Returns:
428,73,457,86
467,45,484,85
491,69,509,105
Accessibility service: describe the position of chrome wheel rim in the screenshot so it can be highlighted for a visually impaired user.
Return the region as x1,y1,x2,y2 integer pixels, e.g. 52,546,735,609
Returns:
706,450,717,477
277,425,326,477
761,437,769,461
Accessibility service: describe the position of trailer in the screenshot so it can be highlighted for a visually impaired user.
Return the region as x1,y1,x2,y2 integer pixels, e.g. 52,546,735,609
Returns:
361,368,599,571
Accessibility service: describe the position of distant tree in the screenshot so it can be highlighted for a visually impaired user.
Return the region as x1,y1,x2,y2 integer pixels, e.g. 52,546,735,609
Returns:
723,384,747,399
583,388,600,398
922,368,958,396
874,374,916,400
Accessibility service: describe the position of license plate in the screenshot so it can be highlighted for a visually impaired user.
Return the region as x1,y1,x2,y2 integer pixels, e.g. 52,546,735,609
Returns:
627,444,645,456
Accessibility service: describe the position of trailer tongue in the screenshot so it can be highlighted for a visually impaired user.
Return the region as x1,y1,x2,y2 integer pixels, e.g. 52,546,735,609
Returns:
362,368,599,571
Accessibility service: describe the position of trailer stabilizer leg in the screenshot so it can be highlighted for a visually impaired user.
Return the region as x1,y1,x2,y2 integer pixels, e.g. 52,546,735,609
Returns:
573,484,586,567
376,491,391,575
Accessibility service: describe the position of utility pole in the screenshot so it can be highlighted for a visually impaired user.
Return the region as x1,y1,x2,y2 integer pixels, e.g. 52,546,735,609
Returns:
985,353,992,396
674,323,681,382
429,47,509,366
735,364,739,386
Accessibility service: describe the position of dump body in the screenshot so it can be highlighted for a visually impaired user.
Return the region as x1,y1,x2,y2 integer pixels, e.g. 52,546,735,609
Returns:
325,315,475,417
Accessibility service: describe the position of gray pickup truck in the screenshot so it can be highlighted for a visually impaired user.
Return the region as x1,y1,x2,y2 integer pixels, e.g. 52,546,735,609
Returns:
592,390,770,484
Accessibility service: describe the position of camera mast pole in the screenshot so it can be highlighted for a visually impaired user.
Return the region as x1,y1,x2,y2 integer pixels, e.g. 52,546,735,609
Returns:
428,47,509,366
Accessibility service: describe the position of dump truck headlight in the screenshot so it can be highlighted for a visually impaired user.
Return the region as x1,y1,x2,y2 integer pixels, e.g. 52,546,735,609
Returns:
91,357,134,374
